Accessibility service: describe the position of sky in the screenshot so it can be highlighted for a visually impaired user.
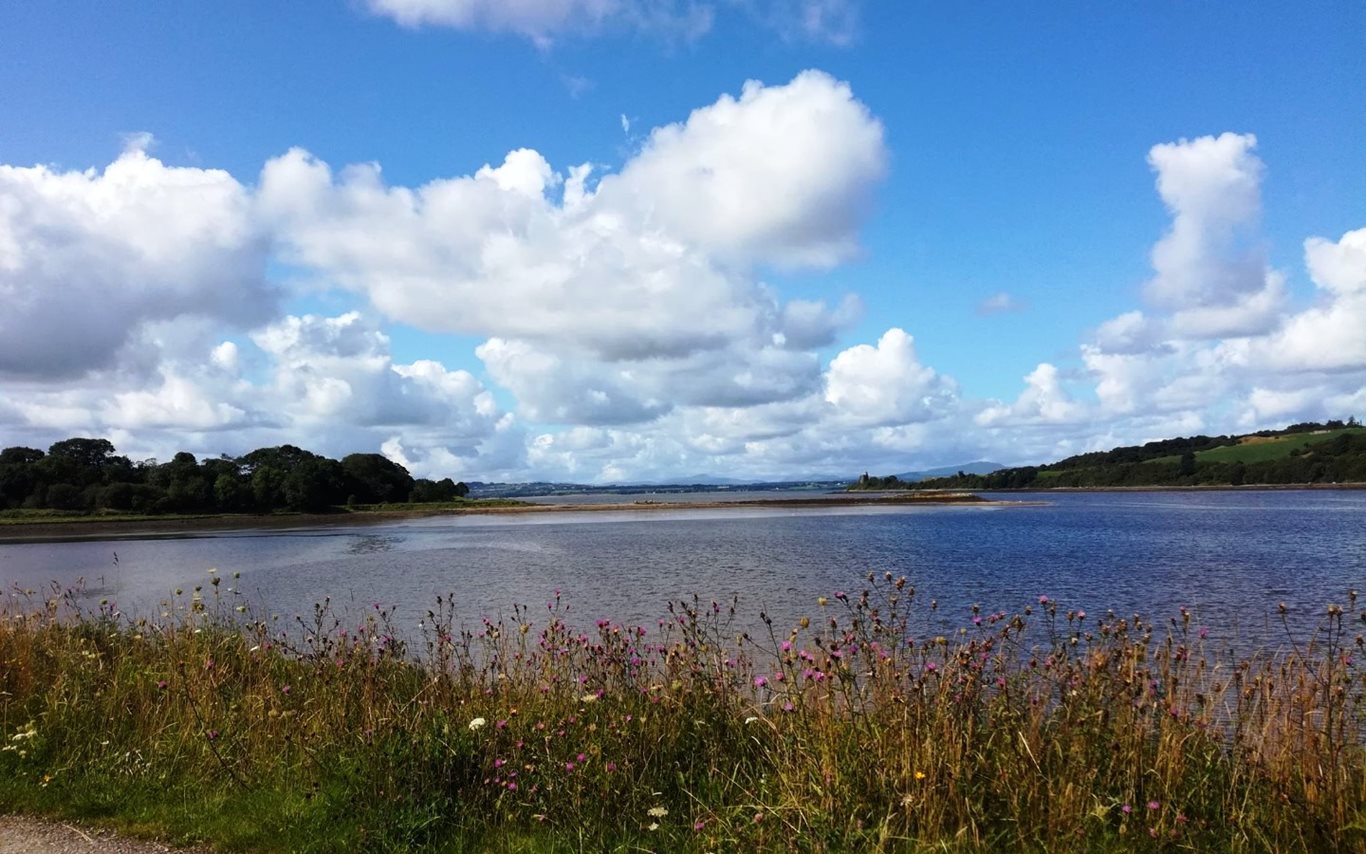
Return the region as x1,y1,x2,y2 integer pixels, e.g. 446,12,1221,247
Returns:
1,1,1364,483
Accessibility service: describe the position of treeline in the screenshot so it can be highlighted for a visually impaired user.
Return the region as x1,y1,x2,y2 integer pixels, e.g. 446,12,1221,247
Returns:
869,419,1366,491
0,438,470,515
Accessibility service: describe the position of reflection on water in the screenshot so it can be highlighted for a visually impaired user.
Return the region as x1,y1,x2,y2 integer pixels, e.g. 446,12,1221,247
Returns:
1,491,1362,649
345,535,401,555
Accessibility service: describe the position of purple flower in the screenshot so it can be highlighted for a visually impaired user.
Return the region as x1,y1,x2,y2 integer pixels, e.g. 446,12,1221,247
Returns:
754,675,768,688
1147,800,1160,811
1122,804,1132,815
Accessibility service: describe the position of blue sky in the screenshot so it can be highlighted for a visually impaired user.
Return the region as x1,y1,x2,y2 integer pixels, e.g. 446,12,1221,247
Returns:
1,1,1364,481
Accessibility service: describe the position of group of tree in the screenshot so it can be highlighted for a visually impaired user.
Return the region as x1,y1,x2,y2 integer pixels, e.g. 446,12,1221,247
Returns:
858,419,1366,491
0,438,470,515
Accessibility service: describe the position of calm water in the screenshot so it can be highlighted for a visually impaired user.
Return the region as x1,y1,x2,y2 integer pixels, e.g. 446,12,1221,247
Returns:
1,490,1362,647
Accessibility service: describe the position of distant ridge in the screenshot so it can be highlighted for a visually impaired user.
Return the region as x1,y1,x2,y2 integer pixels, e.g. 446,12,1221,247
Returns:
894,461,1005,482
911,420,1365,489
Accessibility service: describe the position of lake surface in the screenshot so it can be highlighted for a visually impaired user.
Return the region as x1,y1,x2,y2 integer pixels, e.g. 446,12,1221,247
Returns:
1,490,1362,649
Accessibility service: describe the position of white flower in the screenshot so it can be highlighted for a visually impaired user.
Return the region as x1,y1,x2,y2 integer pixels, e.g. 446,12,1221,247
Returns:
647,822,659,831
580,693,599,703
468,717,487,731
647,806,668,818
744,716,759,725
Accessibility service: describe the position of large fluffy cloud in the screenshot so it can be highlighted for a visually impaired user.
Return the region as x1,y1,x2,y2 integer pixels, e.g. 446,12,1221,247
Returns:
1143,133,1283,338
823,328,956,427
259,70,882,364
0,138,274,379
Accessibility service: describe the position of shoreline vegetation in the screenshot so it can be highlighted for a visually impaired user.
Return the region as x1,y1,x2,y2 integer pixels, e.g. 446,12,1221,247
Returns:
2,580,1363,851
851,419,1366,492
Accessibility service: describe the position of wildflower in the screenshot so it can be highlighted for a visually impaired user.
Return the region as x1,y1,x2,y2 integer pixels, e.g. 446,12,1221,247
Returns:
468,717,487,731
754,675,768,688
1147,800,1160,811
693,820,706,831
1121,804,1132,815
156,680,168,690
1198,626,1210,639
605,762,617,772
647,806,669,818
744,716,759,725
914,770,926,780
580,692,598,703
647,823,659,832
1038,595,1049,605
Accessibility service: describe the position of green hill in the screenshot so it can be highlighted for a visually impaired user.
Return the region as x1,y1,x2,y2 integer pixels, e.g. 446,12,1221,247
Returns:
895,419,1366,490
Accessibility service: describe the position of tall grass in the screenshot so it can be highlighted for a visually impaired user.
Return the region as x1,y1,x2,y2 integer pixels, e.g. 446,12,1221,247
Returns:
2,574,1363,851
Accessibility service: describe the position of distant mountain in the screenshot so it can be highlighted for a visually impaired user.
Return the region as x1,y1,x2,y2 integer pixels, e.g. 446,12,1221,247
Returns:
469,478,848,498
894,461,1005,482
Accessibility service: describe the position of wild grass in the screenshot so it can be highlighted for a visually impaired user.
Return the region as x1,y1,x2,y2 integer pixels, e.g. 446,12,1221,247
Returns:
2,576,1364,851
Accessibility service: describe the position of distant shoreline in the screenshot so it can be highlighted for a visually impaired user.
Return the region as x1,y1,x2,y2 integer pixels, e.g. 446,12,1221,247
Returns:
956,482,1366,493
0,492,999,543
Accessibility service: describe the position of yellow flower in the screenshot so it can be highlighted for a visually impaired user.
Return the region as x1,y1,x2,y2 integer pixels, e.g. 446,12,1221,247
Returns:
915,770,926,780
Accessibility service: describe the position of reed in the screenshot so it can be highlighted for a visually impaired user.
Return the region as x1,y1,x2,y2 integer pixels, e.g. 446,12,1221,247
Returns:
2,574,1363,851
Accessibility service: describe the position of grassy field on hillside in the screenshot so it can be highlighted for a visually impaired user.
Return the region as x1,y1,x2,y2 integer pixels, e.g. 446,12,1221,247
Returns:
1139,427,1366,466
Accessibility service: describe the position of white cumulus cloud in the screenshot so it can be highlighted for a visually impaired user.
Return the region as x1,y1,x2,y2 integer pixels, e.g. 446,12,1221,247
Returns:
0,139,274,378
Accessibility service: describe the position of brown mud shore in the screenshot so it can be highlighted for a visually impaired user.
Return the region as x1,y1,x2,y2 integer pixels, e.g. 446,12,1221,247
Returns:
0,492,1010,544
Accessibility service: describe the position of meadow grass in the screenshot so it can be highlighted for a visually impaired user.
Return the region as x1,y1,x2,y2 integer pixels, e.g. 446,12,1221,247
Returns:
2,576,1364,852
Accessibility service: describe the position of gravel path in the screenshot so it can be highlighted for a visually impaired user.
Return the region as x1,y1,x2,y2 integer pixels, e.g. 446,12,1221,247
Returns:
0,816,207,854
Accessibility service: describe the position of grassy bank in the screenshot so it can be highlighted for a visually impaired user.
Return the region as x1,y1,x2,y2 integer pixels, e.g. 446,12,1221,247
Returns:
0,498,529,527
2,580,1364,851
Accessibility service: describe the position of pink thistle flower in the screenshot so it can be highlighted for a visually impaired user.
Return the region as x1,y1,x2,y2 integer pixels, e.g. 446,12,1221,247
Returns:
1122,804,1132,815
754,675,768,688
1147,800,1160,811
